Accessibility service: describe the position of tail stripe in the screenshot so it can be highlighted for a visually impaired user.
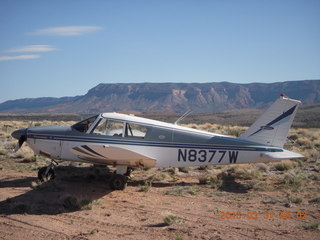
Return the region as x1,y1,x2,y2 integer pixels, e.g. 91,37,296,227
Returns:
240,96,300,147
248,105,297,137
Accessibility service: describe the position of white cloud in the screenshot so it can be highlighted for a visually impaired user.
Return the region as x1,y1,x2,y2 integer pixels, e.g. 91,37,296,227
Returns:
6,45,57,53
1,45,57,61
30,26,103,36
0,55,41,61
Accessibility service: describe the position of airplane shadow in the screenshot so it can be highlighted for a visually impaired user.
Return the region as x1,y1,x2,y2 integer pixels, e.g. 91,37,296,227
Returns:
129,180,197,188
0,177,37,188
0,166,114,216
0,166,249,216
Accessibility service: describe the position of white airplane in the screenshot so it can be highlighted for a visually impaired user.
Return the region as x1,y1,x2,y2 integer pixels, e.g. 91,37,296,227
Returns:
11,94,303,190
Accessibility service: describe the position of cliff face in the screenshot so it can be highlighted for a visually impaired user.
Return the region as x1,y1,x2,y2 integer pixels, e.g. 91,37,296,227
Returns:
1,80,319,113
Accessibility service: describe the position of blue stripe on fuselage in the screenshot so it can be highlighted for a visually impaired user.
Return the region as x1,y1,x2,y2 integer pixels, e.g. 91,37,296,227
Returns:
27,133,282,152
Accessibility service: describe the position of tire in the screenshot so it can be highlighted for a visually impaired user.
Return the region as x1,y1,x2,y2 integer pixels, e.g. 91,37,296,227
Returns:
109,174,127,190
38,167,55,182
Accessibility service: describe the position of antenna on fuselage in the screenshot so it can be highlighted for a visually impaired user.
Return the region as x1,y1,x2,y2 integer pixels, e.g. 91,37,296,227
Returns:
174,110,192,125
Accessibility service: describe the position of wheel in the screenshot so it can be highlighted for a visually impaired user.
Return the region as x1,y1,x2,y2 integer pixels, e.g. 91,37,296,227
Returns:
38,166,55,182
109,174,127,190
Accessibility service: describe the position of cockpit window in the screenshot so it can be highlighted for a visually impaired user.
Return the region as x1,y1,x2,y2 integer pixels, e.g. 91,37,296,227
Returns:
92,119,124,137
72,115,98,133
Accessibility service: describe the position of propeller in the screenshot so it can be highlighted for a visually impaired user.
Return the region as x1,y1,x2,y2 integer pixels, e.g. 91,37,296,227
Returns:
11,128,28,152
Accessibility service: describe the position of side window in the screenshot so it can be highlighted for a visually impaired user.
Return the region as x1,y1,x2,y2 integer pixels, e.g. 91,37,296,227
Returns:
92,119,124,137
125,123,148,138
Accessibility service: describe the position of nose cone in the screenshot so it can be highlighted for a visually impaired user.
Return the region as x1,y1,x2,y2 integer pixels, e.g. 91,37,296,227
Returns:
11,128,27,140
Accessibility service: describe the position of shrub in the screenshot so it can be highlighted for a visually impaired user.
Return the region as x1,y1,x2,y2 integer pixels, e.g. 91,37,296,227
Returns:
245,180,268,191
147,172,168,182
283,172,308,192
63,196,99,211
303,222,319,230
309,197,320,204
175,234,184,240
309,173,320,181
225,127,243,137
309,149,320,162
233,167,261,180
198,175,223,188
164,186,200,196
163,214,185,225
198,165,209,171
167,168,177,175
288,134,298,141
289,196,303,204
178,167,189,173
296,137,314,149
139,183,151,192
63,196,81,210
273,160,294,171
12,204,29,214
255,163,269,172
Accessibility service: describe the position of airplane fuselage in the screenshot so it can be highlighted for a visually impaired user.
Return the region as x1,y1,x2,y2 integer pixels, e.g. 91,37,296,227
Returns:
24,117,285,169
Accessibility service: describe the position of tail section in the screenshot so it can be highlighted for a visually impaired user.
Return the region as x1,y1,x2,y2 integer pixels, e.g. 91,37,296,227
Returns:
240,95,301,148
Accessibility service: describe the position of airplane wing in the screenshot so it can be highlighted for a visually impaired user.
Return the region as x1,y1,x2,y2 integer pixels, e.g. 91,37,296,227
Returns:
70,144,156,168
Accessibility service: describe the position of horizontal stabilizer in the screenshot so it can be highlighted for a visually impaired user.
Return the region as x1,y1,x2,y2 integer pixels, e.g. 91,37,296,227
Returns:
261,149,304,160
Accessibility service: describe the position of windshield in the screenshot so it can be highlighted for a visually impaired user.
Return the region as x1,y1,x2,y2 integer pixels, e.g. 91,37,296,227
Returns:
72,115,98,133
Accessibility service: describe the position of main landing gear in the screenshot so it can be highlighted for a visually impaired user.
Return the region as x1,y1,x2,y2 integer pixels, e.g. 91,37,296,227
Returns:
37,160,57,182
109,166,131,190
110,174,127,190
37,161,131,191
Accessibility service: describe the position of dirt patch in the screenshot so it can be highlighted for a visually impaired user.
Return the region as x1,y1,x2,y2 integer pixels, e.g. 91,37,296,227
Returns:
1,121,319,239
0,166,319,240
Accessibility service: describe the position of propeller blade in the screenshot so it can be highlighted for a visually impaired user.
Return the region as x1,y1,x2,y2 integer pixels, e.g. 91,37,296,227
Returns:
13,135,26,152
11,128,27,152
14,142,20,152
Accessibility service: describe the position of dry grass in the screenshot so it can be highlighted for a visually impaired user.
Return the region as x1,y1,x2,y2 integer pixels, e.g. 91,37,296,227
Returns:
273,160,296,171
0,120,74,172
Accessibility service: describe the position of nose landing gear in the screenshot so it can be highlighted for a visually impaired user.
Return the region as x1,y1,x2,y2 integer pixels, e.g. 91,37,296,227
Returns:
37,160,57,182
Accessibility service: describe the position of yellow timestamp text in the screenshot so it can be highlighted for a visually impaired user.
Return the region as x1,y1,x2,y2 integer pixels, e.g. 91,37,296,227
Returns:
217,211,308,220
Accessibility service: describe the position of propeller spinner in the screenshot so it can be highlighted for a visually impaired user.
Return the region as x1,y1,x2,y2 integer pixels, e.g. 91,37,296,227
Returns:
11,128,28,152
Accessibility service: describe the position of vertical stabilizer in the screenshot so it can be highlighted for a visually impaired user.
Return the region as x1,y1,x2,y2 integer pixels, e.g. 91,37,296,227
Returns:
240,95,300,148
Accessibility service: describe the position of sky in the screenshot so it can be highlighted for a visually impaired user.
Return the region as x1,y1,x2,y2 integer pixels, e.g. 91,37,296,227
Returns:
0,0,319,103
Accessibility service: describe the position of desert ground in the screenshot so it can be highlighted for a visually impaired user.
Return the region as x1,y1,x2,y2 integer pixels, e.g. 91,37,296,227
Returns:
0,120,319,240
